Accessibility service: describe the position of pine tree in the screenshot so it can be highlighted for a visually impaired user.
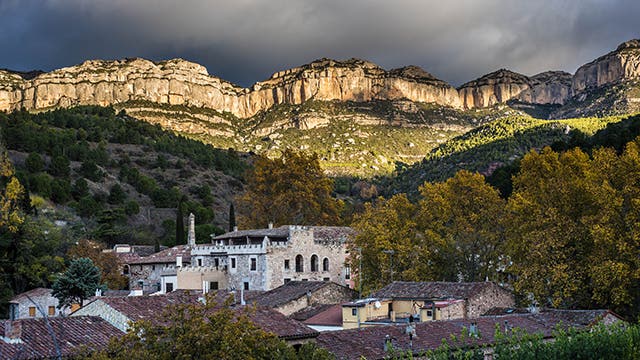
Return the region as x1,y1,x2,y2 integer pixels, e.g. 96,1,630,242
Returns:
176,195,186,245
52,258,103,308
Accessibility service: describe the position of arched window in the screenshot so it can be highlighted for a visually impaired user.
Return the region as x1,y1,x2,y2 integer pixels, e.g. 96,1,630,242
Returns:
311,255,319,272
123,265,130,275
295,254,304,272
323,258,329,272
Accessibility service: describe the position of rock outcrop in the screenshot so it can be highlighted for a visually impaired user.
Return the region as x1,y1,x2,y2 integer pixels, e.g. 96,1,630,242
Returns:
457,69,572,109
572,39,640,95
0,58,462,118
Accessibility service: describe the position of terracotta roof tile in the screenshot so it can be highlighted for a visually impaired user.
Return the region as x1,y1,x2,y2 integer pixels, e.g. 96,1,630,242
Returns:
290,303,338,321
254,281,331,308
316,309,622,360
127,245,191,265
9,288,52,303
302,304,343,327
0,316,123,359
371,281,505,300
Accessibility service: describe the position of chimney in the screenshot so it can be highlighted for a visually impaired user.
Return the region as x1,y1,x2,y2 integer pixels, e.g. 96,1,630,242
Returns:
233,226,238,232
176,255,183,268
187,213,196,246
268,222,273,229
240,287,246,306
95,288,103,297
4,320,22,343
390,310,396,322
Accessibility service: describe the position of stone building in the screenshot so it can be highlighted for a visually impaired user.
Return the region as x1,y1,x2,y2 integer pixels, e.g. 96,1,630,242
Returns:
253,281,357,316
8,288,70,320
188,225,354,291
342,281,514,329
126,245,192,293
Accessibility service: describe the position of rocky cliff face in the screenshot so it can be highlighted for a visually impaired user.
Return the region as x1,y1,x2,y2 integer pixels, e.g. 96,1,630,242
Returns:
572,39,640,95
457,69,572,109
0,57,462,118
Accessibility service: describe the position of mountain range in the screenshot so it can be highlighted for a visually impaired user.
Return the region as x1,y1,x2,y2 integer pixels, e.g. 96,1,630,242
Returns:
1,39,639,176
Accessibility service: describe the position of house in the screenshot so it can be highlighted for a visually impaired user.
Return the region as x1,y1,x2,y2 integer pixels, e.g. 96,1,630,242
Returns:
8,288,70,320
0,316,123,359
252,280,357,316
187,225,354,291
316,309,624,360
342,281,514,329
125,244,192,293
71,292,319,346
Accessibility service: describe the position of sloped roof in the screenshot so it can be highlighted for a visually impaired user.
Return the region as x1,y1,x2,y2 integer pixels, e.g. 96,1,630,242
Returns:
127,245,191,265
212,225,354,242
79,292,316,341
302,304,343,327
290,303,338,321
371,281,506,300
254,281,332,308
316,309,622,360
10,288,52,303
0,316,123,359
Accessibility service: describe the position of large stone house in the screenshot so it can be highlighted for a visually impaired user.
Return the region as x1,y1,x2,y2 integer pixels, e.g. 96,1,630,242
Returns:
253,281,357,316
126,245,192,293
8,288,70,320
342,281,514,329
187,225,354,291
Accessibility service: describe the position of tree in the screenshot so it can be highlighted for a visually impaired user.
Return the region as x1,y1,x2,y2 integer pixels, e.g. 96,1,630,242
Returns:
86,295,334,360
52,257,103,308
176,195,186,245
418,170,506,282
229,202,236,232
107,183,127,204
24,152,44,173
237,149,343,228
68,240,128,290
48,155,70,177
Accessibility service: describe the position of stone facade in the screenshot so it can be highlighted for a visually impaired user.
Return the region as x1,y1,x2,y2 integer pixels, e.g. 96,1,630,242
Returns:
189,226,353,291
9,288,70,319
71,300,131,332
465,282,515,319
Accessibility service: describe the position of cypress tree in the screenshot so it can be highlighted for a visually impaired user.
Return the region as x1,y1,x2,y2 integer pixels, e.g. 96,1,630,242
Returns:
176,196,186,245
229,202,236,232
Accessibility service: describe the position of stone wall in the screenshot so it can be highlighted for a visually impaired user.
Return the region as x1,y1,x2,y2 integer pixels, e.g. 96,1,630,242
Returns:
466,283,515,319
71,300,131,332
12,294,68,319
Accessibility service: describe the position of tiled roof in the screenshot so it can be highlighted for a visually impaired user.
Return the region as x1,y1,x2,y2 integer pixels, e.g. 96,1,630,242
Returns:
254,281,331,308
482,307,531,316
127,245,192,265
212,225,354,242
80,292,316,340
0,316,123,359
302,304,343,327
316,309,622,360
10,288,52,303
290,303,338,321
370,281,505,300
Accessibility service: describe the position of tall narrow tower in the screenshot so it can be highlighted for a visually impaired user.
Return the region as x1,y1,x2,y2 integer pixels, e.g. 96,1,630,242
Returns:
187,213,196,246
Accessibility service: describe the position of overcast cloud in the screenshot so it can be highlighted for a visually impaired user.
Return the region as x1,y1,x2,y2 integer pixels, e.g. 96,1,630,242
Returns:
0,0,638,87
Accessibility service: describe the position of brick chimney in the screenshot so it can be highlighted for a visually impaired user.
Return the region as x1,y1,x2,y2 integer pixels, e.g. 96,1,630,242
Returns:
3,320,22,343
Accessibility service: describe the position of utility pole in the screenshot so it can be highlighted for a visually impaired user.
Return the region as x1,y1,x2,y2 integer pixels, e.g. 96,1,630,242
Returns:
382,249,395,282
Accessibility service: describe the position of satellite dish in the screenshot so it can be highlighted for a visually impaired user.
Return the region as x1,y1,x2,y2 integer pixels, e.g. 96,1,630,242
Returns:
374,301,382,309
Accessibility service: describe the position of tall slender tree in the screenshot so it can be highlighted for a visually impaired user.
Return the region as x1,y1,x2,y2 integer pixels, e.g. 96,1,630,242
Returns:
228,202,236,232
176,195,186,245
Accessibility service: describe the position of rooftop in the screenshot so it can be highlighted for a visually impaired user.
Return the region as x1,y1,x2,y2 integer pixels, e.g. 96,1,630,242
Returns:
254,281,334,308
127,245,192,265
370,281,506,300
302,304,343,327
316,309,622,360
10,288,52,303
0,316,123,359
212,225,354,242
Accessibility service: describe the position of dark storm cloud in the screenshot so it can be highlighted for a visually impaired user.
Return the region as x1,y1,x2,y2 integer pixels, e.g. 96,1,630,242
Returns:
1,0,638,87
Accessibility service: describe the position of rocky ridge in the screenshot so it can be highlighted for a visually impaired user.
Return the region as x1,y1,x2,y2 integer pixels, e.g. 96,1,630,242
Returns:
1,39,639,124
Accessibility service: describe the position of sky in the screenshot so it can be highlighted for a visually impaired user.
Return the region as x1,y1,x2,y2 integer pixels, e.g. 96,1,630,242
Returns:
0,0,638,87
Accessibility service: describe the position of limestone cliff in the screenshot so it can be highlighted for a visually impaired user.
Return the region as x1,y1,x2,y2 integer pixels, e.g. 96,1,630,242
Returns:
457,69,571,109
0,57,462,118
572,39,640,94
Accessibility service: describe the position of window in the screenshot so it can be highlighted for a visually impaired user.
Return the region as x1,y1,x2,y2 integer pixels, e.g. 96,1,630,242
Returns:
345,265,351,280
295,254,303,272
231,258,236,269
244,282,249,290
214,258,219,268
426,310,433,318
123,265,129,275
210,281,219,290
197,258,202,267
48,306,55,316
352,308,357,316
323,277,330,282
284,278,291,284
152,265,156,271
323,258,329,272
29,306,36,317
311,255,318,272
250,258,257,271
284,259,290,270
166,283,174,292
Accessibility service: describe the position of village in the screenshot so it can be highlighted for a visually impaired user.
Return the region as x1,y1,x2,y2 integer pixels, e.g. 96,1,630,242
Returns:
0,216,625,359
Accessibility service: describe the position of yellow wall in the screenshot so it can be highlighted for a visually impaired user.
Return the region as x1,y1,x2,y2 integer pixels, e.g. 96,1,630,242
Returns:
177,268,228,290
